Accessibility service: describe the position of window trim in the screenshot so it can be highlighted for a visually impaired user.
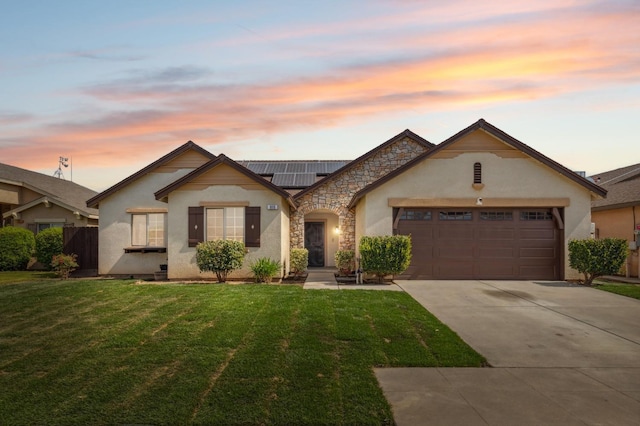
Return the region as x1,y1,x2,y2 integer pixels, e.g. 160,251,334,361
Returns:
130,212,167,248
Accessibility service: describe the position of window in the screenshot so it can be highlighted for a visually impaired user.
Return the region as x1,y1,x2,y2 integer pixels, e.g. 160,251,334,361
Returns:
400,209,432,220
480,211,513,221
520,211,553,221
206,207,245,242
132,213,166,247
36,223,64,233
439,211,472,221
473,162,482,184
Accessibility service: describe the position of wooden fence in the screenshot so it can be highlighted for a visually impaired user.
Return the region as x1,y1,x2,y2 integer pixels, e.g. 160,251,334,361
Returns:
63,227,98,277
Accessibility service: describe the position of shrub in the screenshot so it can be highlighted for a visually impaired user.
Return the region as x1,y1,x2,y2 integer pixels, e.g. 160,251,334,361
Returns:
35,227,63,269
359,235,412,283
0,227,35,271
195,240,245,283
290,248,308,278
335,250,355,275
250,257,282,283
51,253,78,279
569,238,628,286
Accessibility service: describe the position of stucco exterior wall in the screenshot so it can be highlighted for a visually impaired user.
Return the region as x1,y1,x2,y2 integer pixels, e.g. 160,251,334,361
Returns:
355,152,594,280
592,206,639,277
166,185,289,280
97,170,192,276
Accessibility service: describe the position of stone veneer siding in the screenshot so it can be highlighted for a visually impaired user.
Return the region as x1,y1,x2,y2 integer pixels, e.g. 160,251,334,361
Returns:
291,137,429,251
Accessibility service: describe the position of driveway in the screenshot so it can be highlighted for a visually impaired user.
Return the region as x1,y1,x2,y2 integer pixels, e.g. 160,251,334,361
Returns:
375,280,640,425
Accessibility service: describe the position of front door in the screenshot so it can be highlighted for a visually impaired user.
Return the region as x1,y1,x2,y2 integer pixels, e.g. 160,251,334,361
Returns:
304,222,325,267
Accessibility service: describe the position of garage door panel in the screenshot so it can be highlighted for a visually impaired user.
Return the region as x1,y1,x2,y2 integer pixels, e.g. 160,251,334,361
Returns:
520,247,556,258
478,247,516,258
477,228,516,239
436,246,474,259
397,207,561,280
476,263,517,277
520,228,555,240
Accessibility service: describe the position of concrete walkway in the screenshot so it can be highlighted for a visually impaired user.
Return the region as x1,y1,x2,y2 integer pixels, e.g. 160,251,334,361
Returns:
375,280,640,425
303,268,403,291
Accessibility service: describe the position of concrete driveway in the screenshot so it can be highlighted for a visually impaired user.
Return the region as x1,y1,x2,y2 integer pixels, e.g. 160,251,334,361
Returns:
375,280,640,425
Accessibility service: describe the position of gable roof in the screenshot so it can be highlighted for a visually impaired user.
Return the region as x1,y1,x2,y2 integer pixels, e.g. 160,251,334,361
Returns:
590,163,640,211
348,118,607,209
293,129,433,200
154,154,297,209
86,141,216,208
0,162,98,218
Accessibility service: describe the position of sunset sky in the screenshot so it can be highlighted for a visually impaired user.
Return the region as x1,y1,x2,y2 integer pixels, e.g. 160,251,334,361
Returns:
1,0,639,191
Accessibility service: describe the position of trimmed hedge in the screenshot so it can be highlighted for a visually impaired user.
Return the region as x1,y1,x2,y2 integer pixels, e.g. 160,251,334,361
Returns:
35,227,64,270
290,248,308,278
335,250,355,275
0,227,36,271
195,240,246,283
359,235,412,283
568,238,628,285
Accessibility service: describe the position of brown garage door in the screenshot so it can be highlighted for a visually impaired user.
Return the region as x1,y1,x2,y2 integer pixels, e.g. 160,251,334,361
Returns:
395,208,561,280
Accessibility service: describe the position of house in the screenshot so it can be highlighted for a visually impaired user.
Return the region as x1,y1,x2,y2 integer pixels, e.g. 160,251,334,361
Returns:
590,164,640,278
87,119,606,281
1,163,98,232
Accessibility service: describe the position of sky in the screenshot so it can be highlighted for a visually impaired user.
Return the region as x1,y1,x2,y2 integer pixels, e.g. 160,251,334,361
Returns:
1,0,639,191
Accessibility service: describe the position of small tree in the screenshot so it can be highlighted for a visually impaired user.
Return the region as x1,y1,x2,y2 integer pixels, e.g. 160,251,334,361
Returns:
568,238,628,286
359,235,412,283
195,240,245,283
51,253,78,279
335,250,355,275
0,227,35,271
35,227,63,269
290,248,308,278
250,257,282,283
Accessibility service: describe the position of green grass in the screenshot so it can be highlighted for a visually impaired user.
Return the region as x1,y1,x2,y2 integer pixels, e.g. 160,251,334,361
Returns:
594,281,640,300
0,271,56,285
0,279,485,425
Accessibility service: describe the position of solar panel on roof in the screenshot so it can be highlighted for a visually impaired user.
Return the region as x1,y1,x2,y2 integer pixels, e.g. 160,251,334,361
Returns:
271,173,316,187
285,163,306,173
264,163,287,173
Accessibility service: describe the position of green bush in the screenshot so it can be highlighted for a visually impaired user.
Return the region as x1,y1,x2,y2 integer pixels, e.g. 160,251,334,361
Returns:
359,235,412,283
0,227,35,271
290,248,308,278
51,253,78,279
250,257,282,283
569,238,628,285
195,240,245,283
335,250,355,275
35,227,63,269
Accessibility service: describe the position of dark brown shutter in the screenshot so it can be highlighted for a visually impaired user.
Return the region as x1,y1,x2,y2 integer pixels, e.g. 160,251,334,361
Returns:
188,206,204,247
245,206,260,247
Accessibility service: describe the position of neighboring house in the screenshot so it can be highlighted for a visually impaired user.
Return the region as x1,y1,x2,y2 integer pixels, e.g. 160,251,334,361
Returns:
590,164,640,277
1,163,99,232
87,119,606,281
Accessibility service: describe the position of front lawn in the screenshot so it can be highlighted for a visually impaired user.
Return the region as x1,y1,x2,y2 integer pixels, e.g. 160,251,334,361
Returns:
594,281,640,300
0,279,484,425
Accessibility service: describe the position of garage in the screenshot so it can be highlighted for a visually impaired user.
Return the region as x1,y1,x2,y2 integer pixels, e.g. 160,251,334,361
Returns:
394,207,562,280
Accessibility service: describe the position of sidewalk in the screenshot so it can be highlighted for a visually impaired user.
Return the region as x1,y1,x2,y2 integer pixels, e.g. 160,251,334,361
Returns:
303,268,403,291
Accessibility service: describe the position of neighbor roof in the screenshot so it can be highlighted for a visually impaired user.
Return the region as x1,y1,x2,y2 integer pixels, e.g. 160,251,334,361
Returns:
87,141,216,208
590,163,640,211
0,162,98,218
348,118,607,209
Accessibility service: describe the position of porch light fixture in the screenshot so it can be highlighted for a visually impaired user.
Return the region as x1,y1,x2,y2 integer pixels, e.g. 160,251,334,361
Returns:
334,226,341,234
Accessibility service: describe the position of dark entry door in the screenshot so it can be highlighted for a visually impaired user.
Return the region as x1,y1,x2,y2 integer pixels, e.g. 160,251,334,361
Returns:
305,222,325,267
